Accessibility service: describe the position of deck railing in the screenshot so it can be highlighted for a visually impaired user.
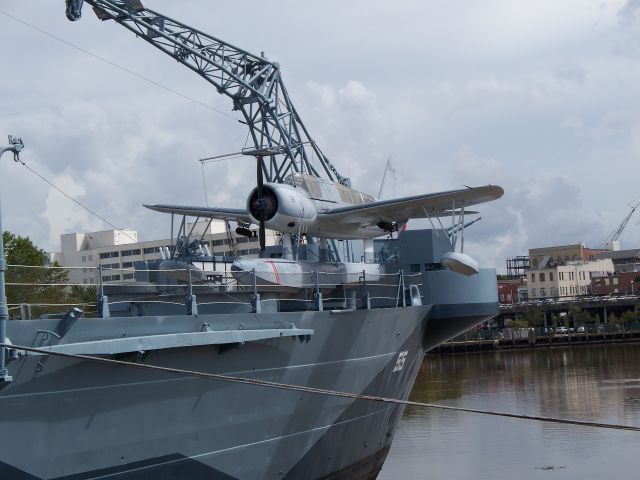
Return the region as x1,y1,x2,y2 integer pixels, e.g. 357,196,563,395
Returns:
4,264,422,319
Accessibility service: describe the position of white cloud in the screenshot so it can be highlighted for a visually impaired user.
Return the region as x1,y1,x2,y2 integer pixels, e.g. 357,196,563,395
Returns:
0,0,639,269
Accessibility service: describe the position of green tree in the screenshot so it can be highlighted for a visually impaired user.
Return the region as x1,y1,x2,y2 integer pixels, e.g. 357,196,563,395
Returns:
522,307,544,327
506,318,529,329
2,231,96,316
3,231,48,265
608,312,620,325
620,310,638,326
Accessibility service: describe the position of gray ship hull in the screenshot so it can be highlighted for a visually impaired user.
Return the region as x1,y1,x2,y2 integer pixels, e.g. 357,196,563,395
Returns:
1,306,440,479
0,231,499,478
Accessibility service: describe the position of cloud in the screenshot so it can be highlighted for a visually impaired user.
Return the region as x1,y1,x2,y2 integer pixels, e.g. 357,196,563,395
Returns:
303,80,395,191
1,0,639,270
619,0,640,32
446,147,609,271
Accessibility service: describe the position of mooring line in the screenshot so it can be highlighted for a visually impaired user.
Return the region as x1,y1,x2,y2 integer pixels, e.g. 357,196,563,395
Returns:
2,343,639,433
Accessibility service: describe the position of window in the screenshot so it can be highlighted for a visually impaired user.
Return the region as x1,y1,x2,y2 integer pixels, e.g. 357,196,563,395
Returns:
121,249,141,257
99,251,119,259
102,275,121,282
540,273,545,282
540,287,546,297
531,273,536,283
122,261,133,268
549,272,554,281
532,288,537,298
143,247,160,254
88,254,93,261
605,278,610,286
500,294,505,301
613,277,619,285
123,273,134,280
410,264,420,273
82,255,86,262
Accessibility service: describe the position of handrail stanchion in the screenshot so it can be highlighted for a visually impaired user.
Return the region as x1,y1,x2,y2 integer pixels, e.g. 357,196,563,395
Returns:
362,269,371,310
97,265,110,318
0,198,13,385
315,270,323,312
252,268,261,313
187,264,198,316
401,269,406,307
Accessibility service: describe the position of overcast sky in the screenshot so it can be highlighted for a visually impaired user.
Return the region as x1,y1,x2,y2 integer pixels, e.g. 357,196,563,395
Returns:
1,0,640,271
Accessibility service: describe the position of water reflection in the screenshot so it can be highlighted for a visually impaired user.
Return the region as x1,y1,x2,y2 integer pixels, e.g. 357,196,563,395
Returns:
379,344,640,480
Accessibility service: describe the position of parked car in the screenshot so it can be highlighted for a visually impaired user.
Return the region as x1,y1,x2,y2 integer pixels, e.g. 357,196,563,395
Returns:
556,326,569,334
577,326,585,334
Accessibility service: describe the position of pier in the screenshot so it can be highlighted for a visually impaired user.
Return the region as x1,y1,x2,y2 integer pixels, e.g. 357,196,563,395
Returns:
430,325,640,354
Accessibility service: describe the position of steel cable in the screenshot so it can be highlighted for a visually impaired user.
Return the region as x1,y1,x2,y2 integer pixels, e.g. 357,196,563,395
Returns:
1,343,639,433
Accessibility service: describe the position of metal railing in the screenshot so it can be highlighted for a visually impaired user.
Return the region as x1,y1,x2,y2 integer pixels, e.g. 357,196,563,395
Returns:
4,264,422,319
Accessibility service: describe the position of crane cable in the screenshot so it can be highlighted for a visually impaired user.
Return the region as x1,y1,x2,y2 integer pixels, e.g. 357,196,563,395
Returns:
2,343,639,433
0,8,237,122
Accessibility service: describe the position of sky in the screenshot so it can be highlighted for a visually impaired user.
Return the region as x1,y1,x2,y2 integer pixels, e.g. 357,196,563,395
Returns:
1,0,640,272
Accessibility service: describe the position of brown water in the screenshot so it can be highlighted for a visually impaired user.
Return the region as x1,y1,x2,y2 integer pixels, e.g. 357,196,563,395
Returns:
379,344,640,479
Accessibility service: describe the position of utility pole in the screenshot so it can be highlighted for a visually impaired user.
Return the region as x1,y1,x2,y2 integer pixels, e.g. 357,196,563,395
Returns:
0,135,23,386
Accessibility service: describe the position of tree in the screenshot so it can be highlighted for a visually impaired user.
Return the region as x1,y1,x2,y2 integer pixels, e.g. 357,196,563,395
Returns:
2,231,96,317
620,310,638,326
522,307,544,327
3,231,48,265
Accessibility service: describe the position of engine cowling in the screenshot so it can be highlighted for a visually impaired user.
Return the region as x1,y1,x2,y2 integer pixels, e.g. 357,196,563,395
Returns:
247,183,317,233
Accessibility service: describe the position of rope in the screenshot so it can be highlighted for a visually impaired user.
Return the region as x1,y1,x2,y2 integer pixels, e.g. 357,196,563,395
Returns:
2,343,638,433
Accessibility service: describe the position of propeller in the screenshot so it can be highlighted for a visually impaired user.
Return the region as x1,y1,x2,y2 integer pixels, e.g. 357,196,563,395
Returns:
256,156,266,257
248,155,278,256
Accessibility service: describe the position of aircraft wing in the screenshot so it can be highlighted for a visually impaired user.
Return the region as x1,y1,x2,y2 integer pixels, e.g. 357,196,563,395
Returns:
144,204,253,224
317,185,503,225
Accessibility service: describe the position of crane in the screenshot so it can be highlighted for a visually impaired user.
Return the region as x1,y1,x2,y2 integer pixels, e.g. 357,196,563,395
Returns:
599,200,640,251
64,0,350,186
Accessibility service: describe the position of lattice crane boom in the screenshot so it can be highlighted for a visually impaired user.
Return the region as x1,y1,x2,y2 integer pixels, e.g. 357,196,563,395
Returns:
65,0,350,186
599,200,640,250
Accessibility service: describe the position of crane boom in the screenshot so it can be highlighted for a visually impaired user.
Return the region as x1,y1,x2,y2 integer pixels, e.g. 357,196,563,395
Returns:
65,0,350,186
599,201,640,250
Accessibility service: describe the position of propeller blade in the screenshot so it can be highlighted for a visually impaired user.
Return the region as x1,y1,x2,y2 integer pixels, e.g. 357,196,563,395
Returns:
256,156,266,257
257,156,264,195
259,220,266,257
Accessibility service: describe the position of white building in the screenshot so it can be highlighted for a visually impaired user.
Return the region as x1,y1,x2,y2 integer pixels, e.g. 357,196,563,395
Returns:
528,259,615,299
50,221,278,284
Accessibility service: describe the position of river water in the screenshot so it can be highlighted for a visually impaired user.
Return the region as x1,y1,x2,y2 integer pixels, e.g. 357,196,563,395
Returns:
379,343,640,479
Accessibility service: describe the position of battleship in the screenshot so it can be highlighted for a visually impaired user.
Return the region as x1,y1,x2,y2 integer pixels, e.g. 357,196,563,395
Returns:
0,1,503,478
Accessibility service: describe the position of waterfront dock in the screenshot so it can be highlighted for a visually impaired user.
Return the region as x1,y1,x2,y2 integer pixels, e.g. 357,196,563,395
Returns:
430,326,640,354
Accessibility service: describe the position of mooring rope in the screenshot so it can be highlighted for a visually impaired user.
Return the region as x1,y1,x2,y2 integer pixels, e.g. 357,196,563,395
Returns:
2,343,639,433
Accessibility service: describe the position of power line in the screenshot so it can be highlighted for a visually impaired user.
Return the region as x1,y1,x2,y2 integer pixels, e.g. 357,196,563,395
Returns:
4,342,640,433
0,8,238,122
17,160,138,244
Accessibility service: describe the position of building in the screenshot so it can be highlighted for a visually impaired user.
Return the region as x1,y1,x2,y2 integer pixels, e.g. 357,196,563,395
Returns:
51,221,278,284
528,259,615,299
528,243,603,270
591,271,640,296
593,249,640,273
497,279,523,305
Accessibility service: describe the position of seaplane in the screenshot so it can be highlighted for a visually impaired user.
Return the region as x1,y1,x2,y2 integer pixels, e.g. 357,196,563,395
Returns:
145,157,503,287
